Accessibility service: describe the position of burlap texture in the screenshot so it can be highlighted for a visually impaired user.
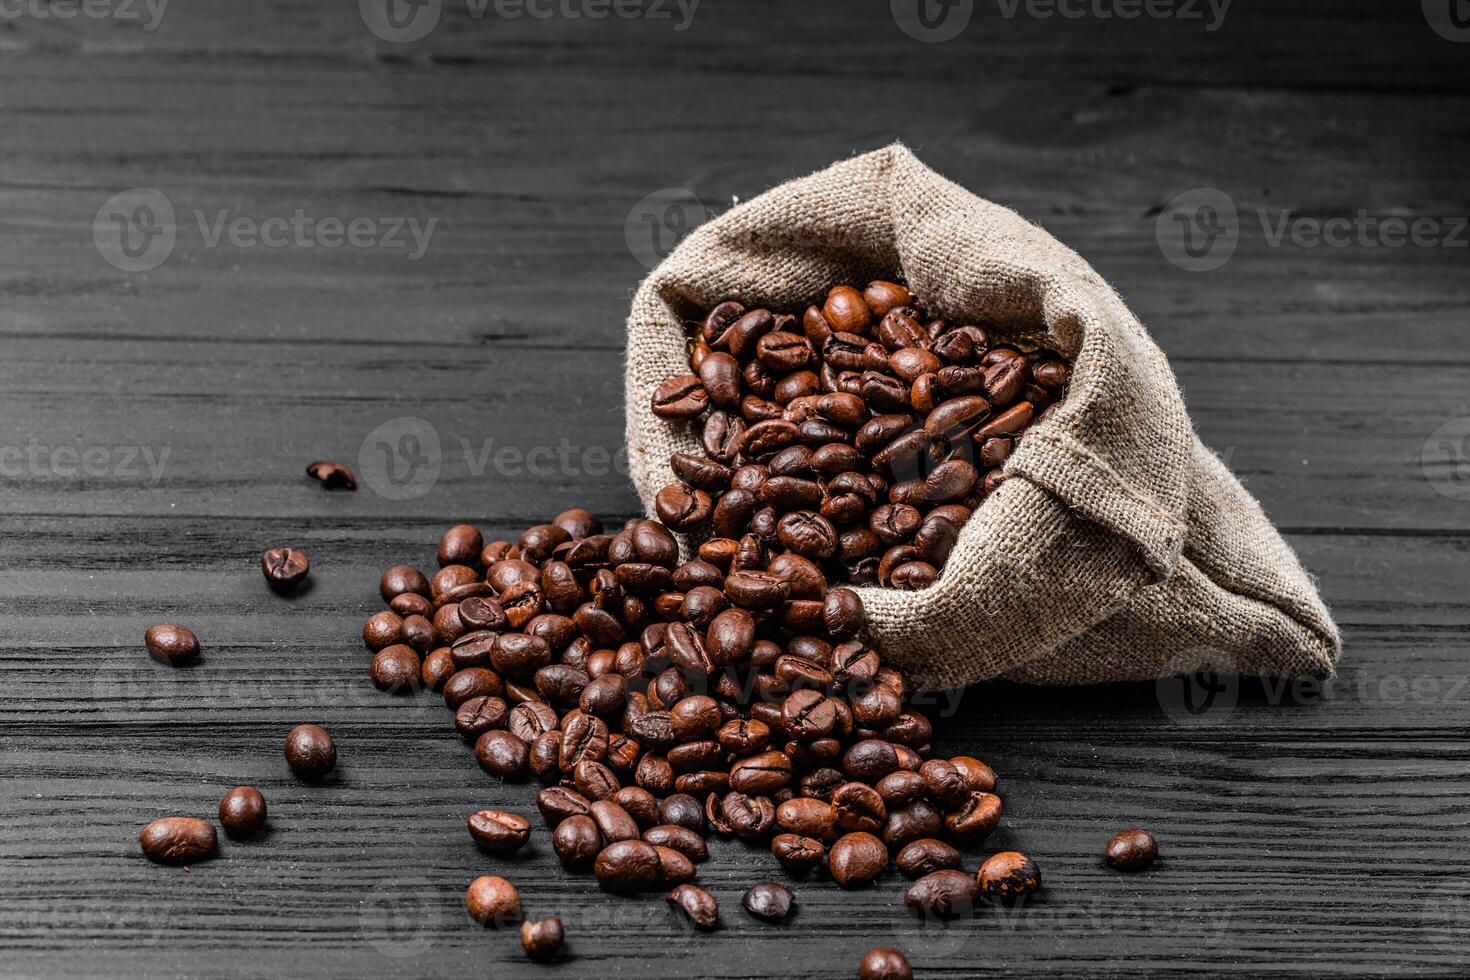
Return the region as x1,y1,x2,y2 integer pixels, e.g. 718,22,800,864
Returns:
623,144,1340,688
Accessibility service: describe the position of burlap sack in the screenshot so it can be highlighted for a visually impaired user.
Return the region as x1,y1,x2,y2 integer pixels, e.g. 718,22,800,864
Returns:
623,144,1340,689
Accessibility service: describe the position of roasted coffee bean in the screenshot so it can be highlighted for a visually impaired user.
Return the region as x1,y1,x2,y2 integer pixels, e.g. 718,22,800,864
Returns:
390,592,433,617
371,645,421,693
420,648,456,691
589,799,641,843
443,667,503,708
654,845,697,884
380,564,430,600
306,459,355,490
520,916,564,962
895,838,962,879
720,791,776,839
976,851,1041,902
829,831,887,888
1105,828,1158,871
144,623,199,665
875,770,926,808
529,730,563,782
643,824,708,861
574,759,621,800
776,797,837,841
832,782,887,834
658,793,705,834
261,547,309,591
594,839,662,893
218,786,267,839
944,791,1002,844
139,816,218,865
904,869,976,919
361,611,403,652
667,883,720,931
729,751,794,795
538,787,592,826
507,701,559,743
552,815,602,869
651,375,709,420
455,695,509,739
842,740,901,782
465,875,521,927
742,881,795,923
284,724,336,781
771,833,826,874
467,809,531,854
859,947,913,980
920,759,970,805
476,731,529,778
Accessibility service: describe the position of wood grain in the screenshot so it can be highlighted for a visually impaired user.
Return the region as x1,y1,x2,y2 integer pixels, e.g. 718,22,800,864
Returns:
2,1,1468,976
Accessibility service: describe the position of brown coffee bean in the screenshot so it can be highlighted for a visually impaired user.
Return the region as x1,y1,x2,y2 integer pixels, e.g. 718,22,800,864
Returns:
306,459,355,489
742,880,795,923
832,782,887,834
976,851,1041,902
594,839,662,893
467,809,531,854
729,751,794,795
370,645,420,693
261,547,309,591
829,831,887,888
944,791,1002,844
666,883,720,930
465,875,521,927
859,947,913,980
520,916,564,962
218,786,267,839
284,724,336,781
904,869,977,919
895,838,961,879
144,623,199,665
475,730,529,778
139,816,217,865
651,375,709,420
643,824,708,861
552,815,602,869
771,832,826,874
654,844,696,885
1105,828,1158,871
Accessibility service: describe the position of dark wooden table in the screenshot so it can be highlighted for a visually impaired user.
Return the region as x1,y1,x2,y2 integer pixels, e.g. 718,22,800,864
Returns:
4,2,1468,976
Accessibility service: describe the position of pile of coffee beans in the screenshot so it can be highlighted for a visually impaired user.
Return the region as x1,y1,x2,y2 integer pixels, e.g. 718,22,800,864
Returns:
648,282,1070,587
365,506,1042,968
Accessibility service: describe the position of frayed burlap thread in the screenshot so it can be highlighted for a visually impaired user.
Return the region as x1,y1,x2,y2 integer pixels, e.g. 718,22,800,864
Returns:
624,144,1340,688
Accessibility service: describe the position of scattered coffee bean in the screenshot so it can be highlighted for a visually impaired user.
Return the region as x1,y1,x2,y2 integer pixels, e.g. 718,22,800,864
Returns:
467,809,531,854
742,881,795,923
859,947,913,980
829,831,887,888
771,832,825,875
1104,828,1158,871
594,839,662,893
904,869,976,919
667,883,719,931
144,624,199,665
552,815,602,869
218,786,267,839
520,916,564,962
976,851,1041,903
283,723,336,781
139,816,217,865
306,459,355,490
465,875,521,927
261,547,310,591
894,838,961,879
370,645,420,693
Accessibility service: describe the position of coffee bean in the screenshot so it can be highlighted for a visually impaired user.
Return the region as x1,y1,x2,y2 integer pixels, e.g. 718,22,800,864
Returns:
475,730,529,778
465,875,521,927
362,611,403,652
658,793,705,834
305,459,355,490
380,564,430,600
520,916,564,962
976,850,1041,902
1104,828,1158,871
829,831,887,888
729,750,794,795
261,547,309,591
904,869,976,919
552,815,602,869
895,838,961,879
643,824,708,862
467,809,531,854
443,667,503,708
139,816,217,865
651,375,710,420
218,786,267,839
741,880,795,923
144,623,199,665
859,947,913,980
654,845,696,885
832,782,887,834
589,799,640,843
944,791,1002,844
919,759,969,805
771,833,826,874
594,839,662,893
666,883,719,931
421,648,456,691
284,724,336,781
371,645,420,693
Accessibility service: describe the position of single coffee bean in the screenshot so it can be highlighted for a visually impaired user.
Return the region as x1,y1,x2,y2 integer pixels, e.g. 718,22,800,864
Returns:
950,756,997,793
370,645,420,693
139,816,218,865
218,786,267,839
742,881,795,923
832,782,887,834
552,815,602,869
520,916,564,962
771,833,826,874
589,799,641,843
476,730,529,778
666,883,720,931
284,724,336,781
659,793,705,834
904,869,977,919
1104,828,1158,871
944,791,1002,844
976,850,1041,902
443,667,504,708
362,610,403,652
467,809,531,854
859,948,913,980
643,824,708,862
144,624,199,665
650,375,709,420
655,845,697,885
895,838,961,879
465,875,521,927
421,648,456,691
305,459,355,489
919,759,970,805
380,564,430,600
594,839,662,893
829,831,887,888
261,547,309,591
